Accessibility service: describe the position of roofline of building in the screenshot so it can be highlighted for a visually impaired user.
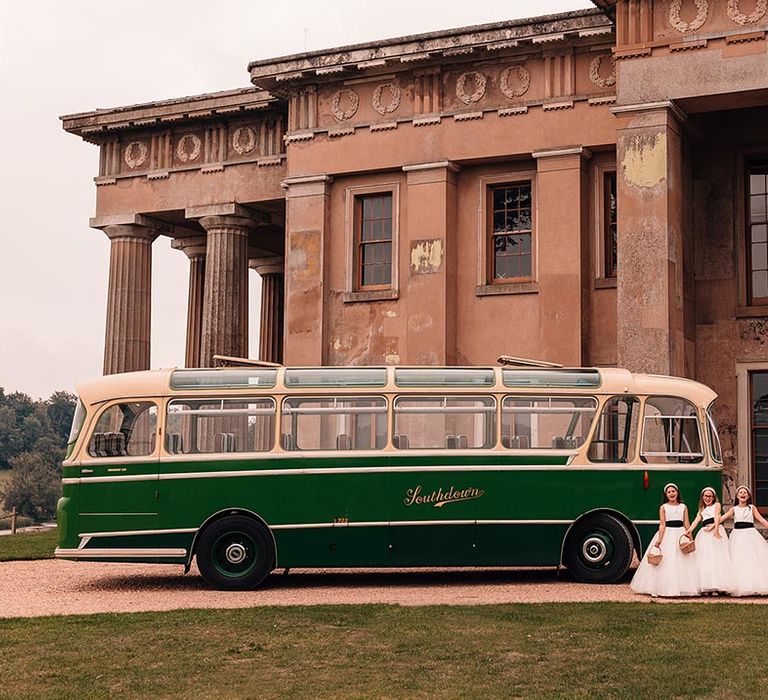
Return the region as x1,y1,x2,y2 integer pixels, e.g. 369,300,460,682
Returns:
248,8,613,88
60,87,280,140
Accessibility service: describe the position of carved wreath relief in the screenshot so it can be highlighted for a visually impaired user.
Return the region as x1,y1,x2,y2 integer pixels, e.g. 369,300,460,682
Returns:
727,0,767,24
231,126,257,155
499,65,531,99
331,89,359,120
668,0,709,33
589,54,616,89
176,134,201,163
456,71,487,104
124,141,148,169
372,82,401,115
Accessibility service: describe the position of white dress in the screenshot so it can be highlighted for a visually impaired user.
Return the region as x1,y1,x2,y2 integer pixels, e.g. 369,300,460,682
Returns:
729,505,768,596
631,503,700,597
694,505,733,594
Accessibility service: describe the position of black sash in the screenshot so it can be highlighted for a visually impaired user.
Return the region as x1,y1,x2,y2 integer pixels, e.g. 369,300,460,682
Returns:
701,518,714,526
734,522,754,529
665,520,684,527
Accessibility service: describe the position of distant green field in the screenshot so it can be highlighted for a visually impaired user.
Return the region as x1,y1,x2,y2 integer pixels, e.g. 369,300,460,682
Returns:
0,604,767,699
0,528,57,561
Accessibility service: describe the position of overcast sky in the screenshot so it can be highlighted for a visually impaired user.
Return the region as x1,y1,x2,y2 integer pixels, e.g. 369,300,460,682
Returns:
0,0,593,399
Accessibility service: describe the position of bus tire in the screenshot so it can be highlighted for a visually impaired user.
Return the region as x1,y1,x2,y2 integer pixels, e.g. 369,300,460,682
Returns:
563,513,633,584
196,515,275,590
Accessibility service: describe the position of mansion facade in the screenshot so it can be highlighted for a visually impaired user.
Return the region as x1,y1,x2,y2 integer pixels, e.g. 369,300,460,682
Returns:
63,0,768,502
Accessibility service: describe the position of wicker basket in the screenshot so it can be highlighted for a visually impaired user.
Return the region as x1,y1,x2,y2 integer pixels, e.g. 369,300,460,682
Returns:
647,546,663,566
679,534,696,554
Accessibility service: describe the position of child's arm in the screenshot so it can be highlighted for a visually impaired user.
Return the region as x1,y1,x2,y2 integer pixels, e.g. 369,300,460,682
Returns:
655,505,666,547
713,502,722,539
752,505,768,529
685,511,701,538
720,507,734,522
683,505,692,534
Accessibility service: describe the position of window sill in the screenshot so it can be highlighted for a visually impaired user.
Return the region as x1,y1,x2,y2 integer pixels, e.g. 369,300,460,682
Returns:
735,305,768,318
594,277,617,290
343,289,399,303
475,281,538,297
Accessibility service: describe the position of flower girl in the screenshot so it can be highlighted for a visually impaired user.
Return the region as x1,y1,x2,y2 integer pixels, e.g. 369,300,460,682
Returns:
684,487,733,595
631,483,699,597
719,486,768,596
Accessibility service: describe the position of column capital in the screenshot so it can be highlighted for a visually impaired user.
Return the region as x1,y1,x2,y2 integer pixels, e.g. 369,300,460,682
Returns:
171,235,207,259
249,256,285,276
281,174,333,198
199,215,261,234
611,100,688,124
102,223,159,243
532,146,592,160
185,202,271,224
91,212,171,233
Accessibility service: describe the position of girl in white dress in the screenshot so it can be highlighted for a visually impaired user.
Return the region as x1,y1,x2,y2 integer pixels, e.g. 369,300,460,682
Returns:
684,487,733,595
720,486,768,596
631,483,699,597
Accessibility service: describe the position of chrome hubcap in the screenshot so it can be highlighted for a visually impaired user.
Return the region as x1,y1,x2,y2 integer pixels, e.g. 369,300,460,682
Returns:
582,536,607,563
225,542,247,564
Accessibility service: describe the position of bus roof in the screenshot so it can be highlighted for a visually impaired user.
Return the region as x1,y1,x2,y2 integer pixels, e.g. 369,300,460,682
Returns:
75,366,719,408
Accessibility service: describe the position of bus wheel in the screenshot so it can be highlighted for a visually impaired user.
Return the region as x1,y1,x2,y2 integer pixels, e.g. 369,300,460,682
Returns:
196,516,274,590
563,514,633,584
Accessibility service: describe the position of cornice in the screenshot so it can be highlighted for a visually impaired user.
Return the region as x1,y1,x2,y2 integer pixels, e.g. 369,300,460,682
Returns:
248,10,613,92
61,88,280,142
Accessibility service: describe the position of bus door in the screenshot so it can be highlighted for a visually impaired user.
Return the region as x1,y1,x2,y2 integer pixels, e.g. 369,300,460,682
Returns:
78,401,159,533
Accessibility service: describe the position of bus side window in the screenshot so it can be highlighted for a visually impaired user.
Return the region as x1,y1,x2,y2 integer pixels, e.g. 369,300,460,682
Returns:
87,402,157,458
588,396,639,463
640,396,703,464
501,396,597,450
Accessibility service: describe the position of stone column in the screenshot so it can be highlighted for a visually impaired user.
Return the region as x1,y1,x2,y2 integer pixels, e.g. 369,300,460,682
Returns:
614,101,688,376
282,175,332,365
102,224,158,375
402,162,459,365
197,215,253,367
250,256,285,364
532,147,591,367
172,236,207,368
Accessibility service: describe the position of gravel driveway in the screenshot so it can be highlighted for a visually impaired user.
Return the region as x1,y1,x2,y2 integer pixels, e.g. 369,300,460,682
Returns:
2,560,767,618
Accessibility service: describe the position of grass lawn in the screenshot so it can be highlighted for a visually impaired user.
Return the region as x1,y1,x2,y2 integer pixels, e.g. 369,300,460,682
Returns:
0,528,57,561
0,603,766,699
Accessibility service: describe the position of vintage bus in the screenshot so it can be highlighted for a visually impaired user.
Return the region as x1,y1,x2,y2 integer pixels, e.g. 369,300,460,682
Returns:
56,359,723,589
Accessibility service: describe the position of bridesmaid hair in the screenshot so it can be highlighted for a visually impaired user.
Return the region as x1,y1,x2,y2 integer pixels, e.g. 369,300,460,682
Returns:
661,482,680,505
698,487,719,513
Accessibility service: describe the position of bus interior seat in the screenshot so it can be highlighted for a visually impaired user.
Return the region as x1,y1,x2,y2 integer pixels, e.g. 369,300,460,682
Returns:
457,435,468,449
215,432,236,452
336,434,351,450
281,433,295,450
552,436,565,449
445,435,457,448
167,433,183,454
393,434,409,449
564,436,584,449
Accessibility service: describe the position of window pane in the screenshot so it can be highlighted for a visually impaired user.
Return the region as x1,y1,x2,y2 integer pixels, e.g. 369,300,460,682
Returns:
88,402,157,457
751,195,767,221
588,396,640,463
361,220,374,242
752,243,768,271
395,368,495,387
171,369,276,389
520,252,532,279
751,173,767,196
393,396,496,449
493,188,505,210
382,217,392,239
753,225,767,244
753,372,768,425
502,396,597,450
753,271,768,299
362,197,375,219
493,211,506,233
382,195,392,219
284,368,387,387
166,399,275,454
641,397,702,463
281,396,387,451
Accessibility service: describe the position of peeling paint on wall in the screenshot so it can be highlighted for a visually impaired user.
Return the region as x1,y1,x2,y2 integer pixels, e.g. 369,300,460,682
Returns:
621,133,667,188
410,238,444,274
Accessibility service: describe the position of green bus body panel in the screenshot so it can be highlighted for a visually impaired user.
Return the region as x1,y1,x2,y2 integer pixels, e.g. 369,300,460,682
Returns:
57,453,722,568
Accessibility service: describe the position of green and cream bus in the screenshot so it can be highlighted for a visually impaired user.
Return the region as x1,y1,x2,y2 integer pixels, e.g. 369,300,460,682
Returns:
56,360,723,589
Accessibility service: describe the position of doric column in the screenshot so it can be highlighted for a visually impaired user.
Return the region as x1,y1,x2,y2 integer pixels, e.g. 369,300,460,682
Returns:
614,101,689,376
250,256,285,364
172,236,207,368
197,214,254,367
102,224,158,375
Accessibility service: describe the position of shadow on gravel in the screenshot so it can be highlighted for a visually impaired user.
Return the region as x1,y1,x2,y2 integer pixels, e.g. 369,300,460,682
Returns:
71,566,632,593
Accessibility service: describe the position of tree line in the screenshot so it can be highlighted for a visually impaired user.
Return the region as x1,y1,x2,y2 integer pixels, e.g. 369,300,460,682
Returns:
0,388,76,522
